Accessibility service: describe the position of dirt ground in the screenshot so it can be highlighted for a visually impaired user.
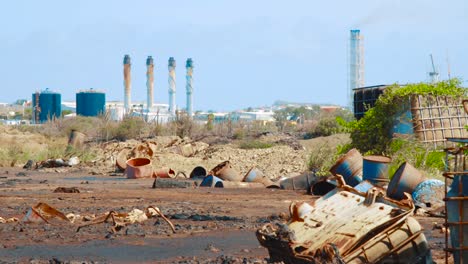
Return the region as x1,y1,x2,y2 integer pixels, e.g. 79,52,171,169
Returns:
0,167,448,263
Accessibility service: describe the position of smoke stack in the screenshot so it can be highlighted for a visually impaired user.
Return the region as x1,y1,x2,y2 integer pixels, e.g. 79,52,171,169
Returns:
146,56,154,111
349,29,365,108
186,58,194,117
168,57,176,116
123,55,132,112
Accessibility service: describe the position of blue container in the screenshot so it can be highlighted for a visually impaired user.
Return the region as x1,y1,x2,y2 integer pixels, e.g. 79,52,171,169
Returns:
329,148,363,187
32,89,61,123
362,155,392,187
200,175,223,187
76,90,106,117
391,101,414,135
447,175,468,264
412,179,445,207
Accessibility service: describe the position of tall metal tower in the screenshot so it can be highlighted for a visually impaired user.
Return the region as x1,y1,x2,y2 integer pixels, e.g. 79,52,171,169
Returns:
186,58,194,117
349,30,365,108
123,55,132,112
168,57,176,116
146,56,154,111
428,54,439,83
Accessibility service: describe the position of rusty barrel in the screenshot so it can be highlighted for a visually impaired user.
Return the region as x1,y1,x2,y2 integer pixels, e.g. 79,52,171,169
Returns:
68,130,86,148
243,167,278,187
329,148,363,187
153,167,176,178
362,155,391,187
387,162,426,200
126,158,153,179
209,161,243,182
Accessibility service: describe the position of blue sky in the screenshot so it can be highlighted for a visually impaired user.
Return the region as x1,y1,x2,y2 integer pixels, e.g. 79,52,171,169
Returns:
1,0,467,111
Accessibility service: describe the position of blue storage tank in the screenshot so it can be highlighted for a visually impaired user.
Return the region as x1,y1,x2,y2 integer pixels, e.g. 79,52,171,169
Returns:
76,89,106,117
32,88,61,123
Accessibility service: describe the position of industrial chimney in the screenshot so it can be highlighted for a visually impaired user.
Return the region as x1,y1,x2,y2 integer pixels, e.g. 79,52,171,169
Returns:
146,56,154,111
168,57,176,116
123,55,132,112
349,30,365,108
186,58,194,117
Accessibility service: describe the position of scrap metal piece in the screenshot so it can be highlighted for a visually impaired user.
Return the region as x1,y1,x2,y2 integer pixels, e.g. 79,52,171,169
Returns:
22,203,70,224
76,206,176,233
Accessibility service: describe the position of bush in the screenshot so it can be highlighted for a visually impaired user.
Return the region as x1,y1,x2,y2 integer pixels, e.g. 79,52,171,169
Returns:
238,139,274,149
348,79,465,154
307,143,338,176
113,117,145,141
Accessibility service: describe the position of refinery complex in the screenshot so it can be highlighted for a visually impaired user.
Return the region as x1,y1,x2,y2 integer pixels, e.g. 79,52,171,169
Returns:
29,56,196,124
1,29,434,125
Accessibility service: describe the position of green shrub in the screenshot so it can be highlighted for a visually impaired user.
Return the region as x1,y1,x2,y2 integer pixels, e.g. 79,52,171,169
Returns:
113,117,145,141
348,79,465,154
238,139,274,149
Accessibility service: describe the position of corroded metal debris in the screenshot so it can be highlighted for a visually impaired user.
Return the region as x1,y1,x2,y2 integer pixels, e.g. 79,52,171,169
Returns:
256,176,432,263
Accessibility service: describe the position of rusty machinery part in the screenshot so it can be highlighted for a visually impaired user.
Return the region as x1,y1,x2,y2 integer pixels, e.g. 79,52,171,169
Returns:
256,181,425,263
23,203,71,224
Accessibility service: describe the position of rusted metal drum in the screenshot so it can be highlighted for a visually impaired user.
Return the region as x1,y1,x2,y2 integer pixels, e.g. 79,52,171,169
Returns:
243,167,278,187
68,130,86,148
190,166,207,179
279,172,318,190
387,162,426,200
209,161,243,182
463,99,468,114
363,155,392,187
126,158,153,179
153,167,176,178
329,148,363,187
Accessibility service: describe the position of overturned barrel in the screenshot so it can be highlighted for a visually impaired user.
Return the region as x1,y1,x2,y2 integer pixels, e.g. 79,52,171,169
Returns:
387,162,426,200
190,166,207,179
153,167,176,178
329,148,363,187
279,172,318,190
363,155,392,187
200,175,224,187
244,167,278,188
126,158,153,179
209,161,243,182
